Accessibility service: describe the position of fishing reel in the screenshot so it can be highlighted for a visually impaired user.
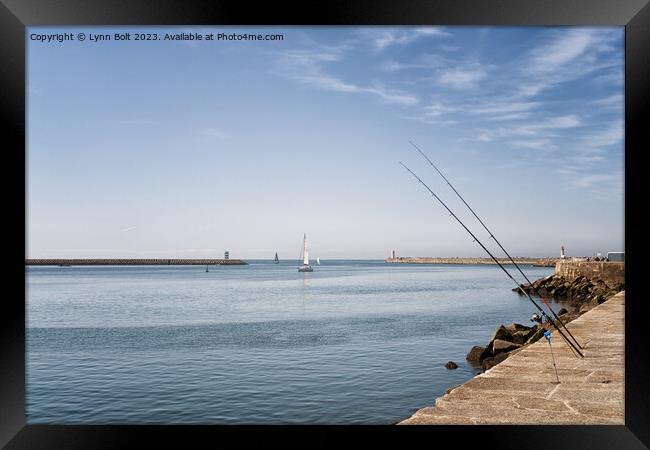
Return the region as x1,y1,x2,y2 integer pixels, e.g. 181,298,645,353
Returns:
530,313,543,324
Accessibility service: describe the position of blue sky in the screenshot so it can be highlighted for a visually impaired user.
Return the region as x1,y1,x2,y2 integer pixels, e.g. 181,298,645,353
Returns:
27,26,624,259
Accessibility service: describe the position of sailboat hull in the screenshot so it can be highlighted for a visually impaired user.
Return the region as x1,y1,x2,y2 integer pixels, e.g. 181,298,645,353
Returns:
298,265,313,272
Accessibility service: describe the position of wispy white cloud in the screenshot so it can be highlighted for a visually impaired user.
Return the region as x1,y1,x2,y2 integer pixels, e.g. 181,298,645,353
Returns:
408,98,539,125
121,119,158,125
365,82,419,105
590,93,623,109
119,227,136,233
439,44,460,52
436,64,487,89
474,114,582,142
362,27,450,51
292,73,358,93
580,120,623,149
591,69,624,87
408,101,458,125
558,167,624,201
509,138,556,151
526,29,596,75
275,45,418,106
568,154,606,164
199,129,226,139
281,49,343,65
380,53,449,72
517,28,621,98
486,113,533,121
381,55,489,90
290,72,418,105
569,173,619,189
470,102,540,116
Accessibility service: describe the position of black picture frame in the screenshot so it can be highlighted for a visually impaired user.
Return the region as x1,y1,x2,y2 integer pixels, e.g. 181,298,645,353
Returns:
2,0,647,447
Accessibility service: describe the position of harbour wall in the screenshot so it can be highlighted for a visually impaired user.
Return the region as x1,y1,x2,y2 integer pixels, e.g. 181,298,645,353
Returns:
555,261,624,285
25,259,248,266
385,257,557,267
399,291,626,425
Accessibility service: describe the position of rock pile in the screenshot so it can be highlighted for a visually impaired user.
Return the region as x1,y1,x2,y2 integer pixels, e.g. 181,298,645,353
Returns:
513,274,624,310
466,318,573,372
461,273,624,373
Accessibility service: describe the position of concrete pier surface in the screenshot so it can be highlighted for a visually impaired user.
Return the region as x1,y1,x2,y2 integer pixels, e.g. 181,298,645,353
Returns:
399,291,625,425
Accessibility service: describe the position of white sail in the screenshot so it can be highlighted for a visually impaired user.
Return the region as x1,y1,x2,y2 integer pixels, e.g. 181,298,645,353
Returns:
316,257,320,265
303,233,309,265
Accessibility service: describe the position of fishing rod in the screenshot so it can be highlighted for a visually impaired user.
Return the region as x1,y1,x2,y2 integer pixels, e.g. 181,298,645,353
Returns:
409,140,584,352
399,162,584,358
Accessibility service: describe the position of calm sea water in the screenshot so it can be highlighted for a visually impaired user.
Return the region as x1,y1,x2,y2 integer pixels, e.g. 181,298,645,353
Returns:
26,260,560,424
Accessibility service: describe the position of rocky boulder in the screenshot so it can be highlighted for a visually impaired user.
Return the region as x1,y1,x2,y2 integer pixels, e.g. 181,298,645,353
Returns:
489,325,513,342
505,323,535,345
445,361,458,369
579,303,592,313
505,323,530,334
486,324,512,350
481,352,509,371
511,326,537,345
491,339,521,355
466,345,490,363
526,327,547,345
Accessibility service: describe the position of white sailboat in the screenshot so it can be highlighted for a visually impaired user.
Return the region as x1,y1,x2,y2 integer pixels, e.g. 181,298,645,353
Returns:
298,233,314,272
316,257,320,265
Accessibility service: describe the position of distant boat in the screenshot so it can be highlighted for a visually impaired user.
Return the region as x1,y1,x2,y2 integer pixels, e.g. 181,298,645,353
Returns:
206,264,209,272
298,233,314,272
274,252,279,264
316,257,320,265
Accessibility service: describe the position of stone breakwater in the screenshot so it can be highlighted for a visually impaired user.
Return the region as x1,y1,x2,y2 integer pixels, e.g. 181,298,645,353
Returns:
514,262,625,312
399,260,625,424
400,291,625,425
465,318,572,372
385,257,557,267
468,261,624,375
25,259,248,266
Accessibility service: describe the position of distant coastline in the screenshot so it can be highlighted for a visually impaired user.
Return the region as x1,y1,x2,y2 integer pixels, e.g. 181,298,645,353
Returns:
385,257,558,267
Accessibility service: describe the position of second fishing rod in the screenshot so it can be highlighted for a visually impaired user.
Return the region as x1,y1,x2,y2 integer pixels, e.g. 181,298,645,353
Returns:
399,162,584,358
408,140,584,353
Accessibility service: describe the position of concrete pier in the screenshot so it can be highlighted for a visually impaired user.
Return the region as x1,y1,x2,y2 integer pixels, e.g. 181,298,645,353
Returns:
25,258,248,266
385,257,557,267
399,291,625,425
